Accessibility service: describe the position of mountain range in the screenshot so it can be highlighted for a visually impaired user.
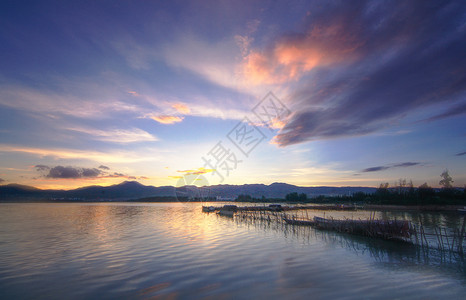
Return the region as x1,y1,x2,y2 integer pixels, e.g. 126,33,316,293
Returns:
0,181,376,201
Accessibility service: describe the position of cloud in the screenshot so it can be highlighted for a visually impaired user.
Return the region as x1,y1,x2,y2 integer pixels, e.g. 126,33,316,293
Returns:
0,84,145,120
361,166,390,173
66,127,158,143
40,166,103,179
176,167,214,176
34,165,50,172
34,165,139,180
393,162,420,168
0,178,5,183
456,151,466,156
151,115,184,125
361,162,421,173
266,1,466,146
172,103,191,114
0,144,160,163
161,36,241,92
242,24,360,85
423,102,466,122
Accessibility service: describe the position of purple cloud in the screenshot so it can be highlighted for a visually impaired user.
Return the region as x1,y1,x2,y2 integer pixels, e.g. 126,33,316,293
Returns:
271,1,466,146
361,162,421,173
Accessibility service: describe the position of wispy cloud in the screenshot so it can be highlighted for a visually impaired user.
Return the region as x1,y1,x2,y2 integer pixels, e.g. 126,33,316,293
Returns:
0,144,160,163
150,115,184,125
0,85,144,119
66,127,158,143
176,167,215,176
423,102,466,122
360,162,421,173
172,103,191,114
456,151,466,156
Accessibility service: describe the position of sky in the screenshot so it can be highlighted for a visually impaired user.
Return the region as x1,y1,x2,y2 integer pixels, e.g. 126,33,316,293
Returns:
0,0,465,190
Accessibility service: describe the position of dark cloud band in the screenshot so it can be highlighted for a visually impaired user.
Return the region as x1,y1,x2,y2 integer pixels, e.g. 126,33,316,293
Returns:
361,162,421,173
273,0,466,146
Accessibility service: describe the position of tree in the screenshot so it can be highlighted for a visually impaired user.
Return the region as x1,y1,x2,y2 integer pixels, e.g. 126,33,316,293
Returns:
236,194,252,202
418,182,435,201
285,192,307,202
439,169,454,189
298,193,307,202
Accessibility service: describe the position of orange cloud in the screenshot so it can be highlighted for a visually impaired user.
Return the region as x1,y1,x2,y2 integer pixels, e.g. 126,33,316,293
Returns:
242,24,360,85
151,115,184,124
172,103,191,114
176,167,214,175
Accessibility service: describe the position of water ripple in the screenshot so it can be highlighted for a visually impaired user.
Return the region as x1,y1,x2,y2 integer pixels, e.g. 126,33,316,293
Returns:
0,203,465,299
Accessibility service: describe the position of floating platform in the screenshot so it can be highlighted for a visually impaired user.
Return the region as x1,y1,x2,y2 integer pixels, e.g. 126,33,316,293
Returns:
284,216,412,241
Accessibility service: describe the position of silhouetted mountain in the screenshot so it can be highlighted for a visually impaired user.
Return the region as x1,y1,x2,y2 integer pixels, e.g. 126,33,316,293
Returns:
0,181,376,201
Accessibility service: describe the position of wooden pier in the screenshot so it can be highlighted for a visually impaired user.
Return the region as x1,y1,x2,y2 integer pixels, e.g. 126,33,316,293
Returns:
202,203,357,213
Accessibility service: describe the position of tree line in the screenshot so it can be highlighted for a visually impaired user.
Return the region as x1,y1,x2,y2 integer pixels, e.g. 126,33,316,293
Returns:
236,170,465,205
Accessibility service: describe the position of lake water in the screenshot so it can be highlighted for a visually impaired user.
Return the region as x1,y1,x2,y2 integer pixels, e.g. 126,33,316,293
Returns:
0,202,465,299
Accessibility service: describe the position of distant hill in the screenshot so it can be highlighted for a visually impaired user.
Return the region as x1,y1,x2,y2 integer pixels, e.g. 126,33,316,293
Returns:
0,181,376,201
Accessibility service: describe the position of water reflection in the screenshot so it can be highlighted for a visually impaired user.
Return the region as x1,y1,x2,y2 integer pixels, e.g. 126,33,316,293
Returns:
0,203,465,299
233,209,466,281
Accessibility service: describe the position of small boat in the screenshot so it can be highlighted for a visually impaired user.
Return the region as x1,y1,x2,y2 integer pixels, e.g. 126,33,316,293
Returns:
333,204,357,210
269,204,283,211
283,217,314,226
312,216,412,240
217,209,235,217
202,206,216,212
458,206,466,213
217,205,237,217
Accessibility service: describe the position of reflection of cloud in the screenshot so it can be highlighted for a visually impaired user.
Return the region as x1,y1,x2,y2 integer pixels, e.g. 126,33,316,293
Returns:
360,162,421,173
172,103,190,114
66,127,157,143
151,115,184,125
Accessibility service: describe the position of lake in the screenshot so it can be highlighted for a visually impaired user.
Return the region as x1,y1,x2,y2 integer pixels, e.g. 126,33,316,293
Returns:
0,202,465,299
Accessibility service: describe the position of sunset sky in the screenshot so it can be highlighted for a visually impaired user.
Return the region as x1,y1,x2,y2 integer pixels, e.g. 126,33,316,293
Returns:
0,0,465,189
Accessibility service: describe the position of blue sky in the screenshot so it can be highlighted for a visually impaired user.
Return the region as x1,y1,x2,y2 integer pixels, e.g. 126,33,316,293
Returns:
0,0,465,189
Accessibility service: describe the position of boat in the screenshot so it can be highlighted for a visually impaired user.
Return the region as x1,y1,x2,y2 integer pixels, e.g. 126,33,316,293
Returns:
312,216,412,240
283,217,314,226
217,209,235,217
269,204,283,211
202,206,216,212
217,205,237,217
458,206,466,213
